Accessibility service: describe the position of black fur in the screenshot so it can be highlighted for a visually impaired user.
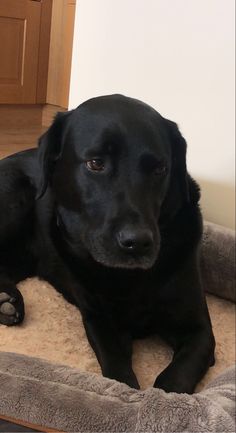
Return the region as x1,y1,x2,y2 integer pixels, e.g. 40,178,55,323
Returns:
0,95,215,393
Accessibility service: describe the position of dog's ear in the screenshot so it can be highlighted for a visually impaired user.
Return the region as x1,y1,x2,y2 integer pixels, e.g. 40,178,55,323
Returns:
165,119,190,203
36,111,70,199
160,119,190,224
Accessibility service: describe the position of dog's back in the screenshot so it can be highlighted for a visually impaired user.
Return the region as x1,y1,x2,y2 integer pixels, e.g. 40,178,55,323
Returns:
0,149,38,278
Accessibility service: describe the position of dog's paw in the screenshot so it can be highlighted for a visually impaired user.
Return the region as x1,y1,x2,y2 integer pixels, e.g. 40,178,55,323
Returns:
0,290,25,326
103,367,140,389
153,370,194,394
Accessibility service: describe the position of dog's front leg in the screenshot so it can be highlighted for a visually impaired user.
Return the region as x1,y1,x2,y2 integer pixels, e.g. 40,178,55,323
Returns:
154,325,215,393
83,314,139,389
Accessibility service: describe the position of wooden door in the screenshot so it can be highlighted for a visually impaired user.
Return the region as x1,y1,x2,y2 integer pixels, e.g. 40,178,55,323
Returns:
47,0,76,108
0,0,42,104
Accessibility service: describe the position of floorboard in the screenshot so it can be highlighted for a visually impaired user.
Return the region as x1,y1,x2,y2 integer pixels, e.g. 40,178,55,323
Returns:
0,127,46,159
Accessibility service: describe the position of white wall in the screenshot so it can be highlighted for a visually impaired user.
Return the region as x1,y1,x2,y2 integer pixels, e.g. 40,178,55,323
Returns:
69,0,235,229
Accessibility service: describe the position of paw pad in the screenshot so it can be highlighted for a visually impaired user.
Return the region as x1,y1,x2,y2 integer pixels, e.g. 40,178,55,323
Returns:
0,301,16,316
0,291,24,326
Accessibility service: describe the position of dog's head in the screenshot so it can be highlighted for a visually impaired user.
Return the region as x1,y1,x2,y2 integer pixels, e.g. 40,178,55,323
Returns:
37,95,190,270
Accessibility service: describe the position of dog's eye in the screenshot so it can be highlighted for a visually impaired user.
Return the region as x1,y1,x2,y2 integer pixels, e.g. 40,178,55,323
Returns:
85,159,105,172
154,163,168,176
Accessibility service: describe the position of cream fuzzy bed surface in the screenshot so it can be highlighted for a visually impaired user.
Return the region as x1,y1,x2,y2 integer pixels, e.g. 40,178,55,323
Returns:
0,277,235,391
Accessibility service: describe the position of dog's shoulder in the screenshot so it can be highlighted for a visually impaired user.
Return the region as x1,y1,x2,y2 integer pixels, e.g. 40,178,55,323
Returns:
0,149,39,242
0,148,39,188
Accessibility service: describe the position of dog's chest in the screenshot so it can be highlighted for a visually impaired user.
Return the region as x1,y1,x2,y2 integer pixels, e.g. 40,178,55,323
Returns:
93,281,159,336
81,267,182,337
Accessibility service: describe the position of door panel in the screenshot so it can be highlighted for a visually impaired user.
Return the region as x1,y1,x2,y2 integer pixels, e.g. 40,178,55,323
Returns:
0,16,25,85
0,0,41,103
47,0,76,108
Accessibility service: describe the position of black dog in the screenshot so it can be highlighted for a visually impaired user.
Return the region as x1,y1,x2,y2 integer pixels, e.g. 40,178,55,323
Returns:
0,95,215,393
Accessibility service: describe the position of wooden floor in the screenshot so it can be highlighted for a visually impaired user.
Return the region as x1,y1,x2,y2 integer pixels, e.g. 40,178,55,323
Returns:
0,127,46,159
0,103,64,160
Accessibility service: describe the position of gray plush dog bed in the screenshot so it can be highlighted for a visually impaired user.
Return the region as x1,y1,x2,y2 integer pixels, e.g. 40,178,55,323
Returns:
0,352,235,432
0,221,235,432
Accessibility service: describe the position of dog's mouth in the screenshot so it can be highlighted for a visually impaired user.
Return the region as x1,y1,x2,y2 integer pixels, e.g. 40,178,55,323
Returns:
58,230,157,270
88,241,158,270
54,211,158,270
93,255,157,270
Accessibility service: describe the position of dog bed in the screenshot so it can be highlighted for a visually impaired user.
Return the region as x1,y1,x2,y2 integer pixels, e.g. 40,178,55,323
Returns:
0,352,235,433
0,221,235,432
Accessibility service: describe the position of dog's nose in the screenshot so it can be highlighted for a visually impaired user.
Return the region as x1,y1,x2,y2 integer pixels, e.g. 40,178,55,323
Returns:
117,227,153,254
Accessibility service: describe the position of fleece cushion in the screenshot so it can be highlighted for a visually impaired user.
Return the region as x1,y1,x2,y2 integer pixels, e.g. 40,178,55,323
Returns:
201,221,235,302
0,352,235,433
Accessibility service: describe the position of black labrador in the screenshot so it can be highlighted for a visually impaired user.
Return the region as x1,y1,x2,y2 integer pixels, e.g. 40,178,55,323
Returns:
0,94,215,393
